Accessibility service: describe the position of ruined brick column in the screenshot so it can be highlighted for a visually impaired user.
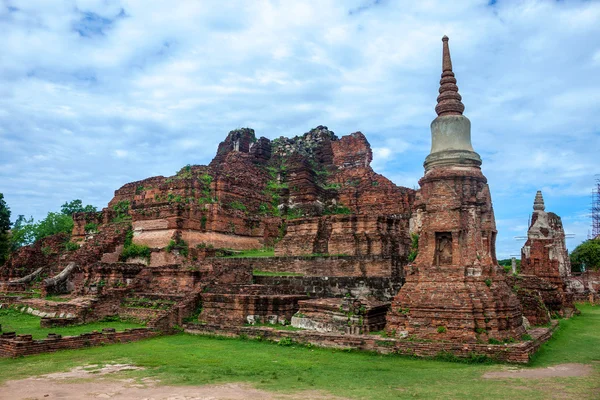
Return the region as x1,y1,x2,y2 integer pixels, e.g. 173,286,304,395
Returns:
521,191,571,285
520,191,577,316
386,36,526,342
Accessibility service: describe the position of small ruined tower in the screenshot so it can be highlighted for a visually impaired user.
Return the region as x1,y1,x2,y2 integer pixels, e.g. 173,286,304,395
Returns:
521,191,572,286
386,36,526,342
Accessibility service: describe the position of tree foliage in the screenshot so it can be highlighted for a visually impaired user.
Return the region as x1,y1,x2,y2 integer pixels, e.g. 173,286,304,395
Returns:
60,199,97,215
570,239,600,272
9,199,95,250
10,215,35,250
0,193,11,264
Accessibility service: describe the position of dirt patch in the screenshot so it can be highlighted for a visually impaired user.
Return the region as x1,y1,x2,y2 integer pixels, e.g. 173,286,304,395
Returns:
42,364,144,379
483,363,593,379
0,364,347,400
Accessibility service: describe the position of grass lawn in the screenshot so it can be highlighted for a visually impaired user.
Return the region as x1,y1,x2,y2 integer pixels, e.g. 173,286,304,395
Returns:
0,304,598,399
223,247,275,258
0,308,145,339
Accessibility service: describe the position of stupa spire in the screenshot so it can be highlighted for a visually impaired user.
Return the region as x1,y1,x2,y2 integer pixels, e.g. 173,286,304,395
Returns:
533,190,545,211
435,36,465,117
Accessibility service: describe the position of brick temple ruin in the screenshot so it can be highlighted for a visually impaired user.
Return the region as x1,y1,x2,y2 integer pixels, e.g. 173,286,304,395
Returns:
0,37,579,362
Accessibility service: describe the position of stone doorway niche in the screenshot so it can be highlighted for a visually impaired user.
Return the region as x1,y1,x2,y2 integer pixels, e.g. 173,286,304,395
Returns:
435,232,453,266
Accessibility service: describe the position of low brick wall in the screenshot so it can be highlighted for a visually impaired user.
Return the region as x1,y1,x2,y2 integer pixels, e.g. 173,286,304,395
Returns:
209,256,396,278
185,322,556,364
40,317,79,328
0,283,26,293
118,307,164,323
0,328,158,358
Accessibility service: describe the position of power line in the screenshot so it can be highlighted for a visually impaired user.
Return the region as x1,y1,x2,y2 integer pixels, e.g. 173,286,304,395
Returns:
592,176,600,239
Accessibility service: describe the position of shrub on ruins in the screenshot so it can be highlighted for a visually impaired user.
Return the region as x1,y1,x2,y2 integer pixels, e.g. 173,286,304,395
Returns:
166,238,189,257
120,243,151,261
112,200,131,222
0,193,11,264
64,241,80,252
570,239,600,272
407,233,419,262
84,222,99,233
120,228,150,261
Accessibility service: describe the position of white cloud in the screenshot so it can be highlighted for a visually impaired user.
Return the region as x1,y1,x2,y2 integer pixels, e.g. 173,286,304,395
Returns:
114,150,128,158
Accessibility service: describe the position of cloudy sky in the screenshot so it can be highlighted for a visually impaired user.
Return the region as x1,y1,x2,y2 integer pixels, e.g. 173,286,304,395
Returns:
1,0,599,258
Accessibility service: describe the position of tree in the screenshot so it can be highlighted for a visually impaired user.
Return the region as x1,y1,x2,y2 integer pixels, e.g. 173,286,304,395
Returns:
8,199,93,251
10,212,73,249
0,193,11,264
570,239,600,272
60,199,97,216
33,212,74,242
10,215,35,250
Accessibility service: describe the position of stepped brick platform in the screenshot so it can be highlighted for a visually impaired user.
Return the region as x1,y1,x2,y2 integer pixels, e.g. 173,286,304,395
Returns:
185,321,557,364
200,293,309,325
209,256,400,278
252,275,401,301
291,298,388,334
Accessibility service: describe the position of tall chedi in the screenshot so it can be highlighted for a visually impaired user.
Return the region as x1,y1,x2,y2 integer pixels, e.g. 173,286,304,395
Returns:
386,36,526,342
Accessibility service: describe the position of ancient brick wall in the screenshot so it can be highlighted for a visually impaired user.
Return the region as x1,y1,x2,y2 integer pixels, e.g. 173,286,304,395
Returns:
331,132,415,216
252,276,402,301
199,293,308,326
0,328,157,358
208,256,395,278
275,215,411,261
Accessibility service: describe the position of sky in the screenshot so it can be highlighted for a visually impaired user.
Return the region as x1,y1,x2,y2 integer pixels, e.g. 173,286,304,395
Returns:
0,0,599,258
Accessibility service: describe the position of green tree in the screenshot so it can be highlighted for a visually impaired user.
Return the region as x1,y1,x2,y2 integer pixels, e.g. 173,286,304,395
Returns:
33,212,74,242
10,211,74,249
0,193,11,264
10,215,35,250
570,239,600,272
60,199,97,215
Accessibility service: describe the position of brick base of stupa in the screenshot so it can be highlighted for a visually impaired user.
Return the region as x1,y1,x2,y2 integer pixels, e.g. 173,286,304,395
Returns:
386,268,526,342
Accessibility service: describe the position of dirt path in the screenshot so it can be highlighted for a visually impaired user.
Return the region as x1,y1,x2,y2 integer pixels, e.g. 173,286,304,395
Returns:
0,364,347,400
483,363,593,379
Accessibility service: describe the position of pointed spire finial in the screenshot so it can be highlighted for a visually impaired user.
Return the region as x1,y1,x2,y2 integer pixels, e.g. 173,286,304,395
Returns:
533,190,545,211
435,35,465,117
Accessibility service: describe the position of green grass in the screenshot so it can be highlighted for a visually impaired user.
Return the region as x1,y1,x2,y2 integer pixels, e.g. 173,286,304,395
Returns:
0,308,144,339
42,295,71,302
252,270,304,277
530,303,600,367
223,248,275,258
0,304,598,399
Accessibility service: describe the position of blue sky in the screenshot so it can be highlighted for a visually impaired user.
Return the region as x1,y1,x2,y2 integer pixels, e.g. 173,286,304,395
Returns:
0,0,598,258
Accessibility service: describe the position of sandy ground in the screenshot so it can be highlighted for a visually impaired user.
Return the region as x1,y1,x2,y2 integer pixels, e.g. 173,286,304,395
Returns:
1,363,594,399
0,364,347,400
482,363,593,379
